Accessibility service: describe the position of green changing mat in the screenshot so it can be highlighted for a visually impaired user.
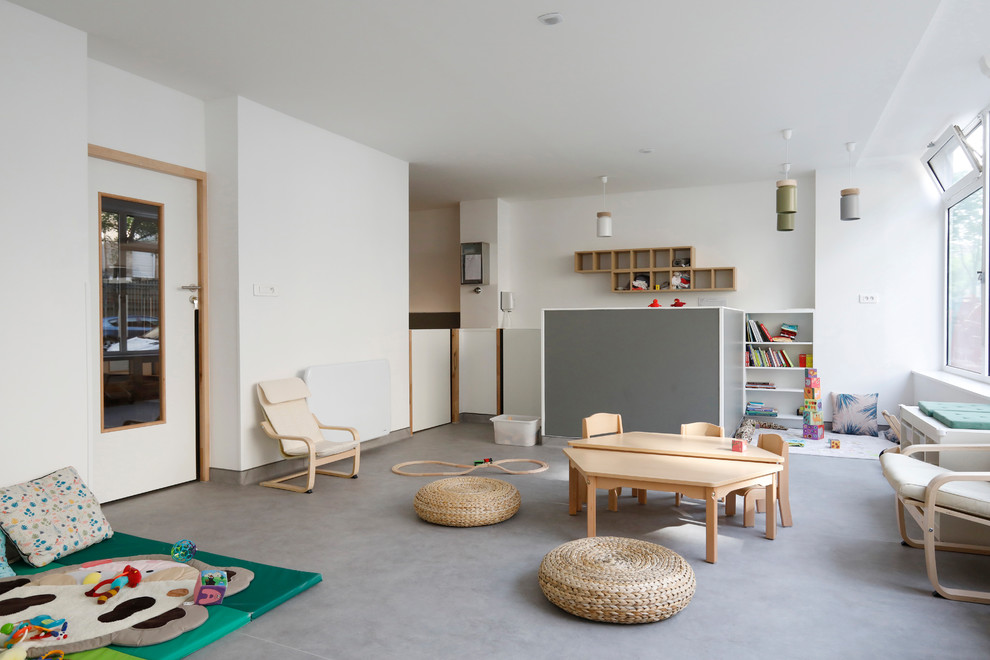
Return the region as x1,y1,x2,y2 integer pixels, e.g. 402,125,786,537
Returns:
918,401,990,429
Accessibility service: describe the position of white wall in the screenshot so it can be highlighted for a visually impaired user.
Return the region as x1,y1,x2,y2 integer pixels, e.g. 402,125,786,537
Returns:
88,60,206,170
409,207,459,312
0,1,89,485
503,177,816,329
814,157,942,418
233,98,409,471
460,199,502,327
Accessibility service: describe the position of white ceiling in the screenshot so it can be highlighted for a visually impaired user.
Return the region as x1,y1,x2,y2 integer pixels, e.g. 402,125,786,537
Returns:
11,0,990,210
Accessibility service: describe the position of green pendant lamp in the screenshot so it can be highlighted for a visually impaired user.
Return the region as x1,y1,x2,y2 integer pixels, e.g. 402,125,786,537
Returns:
776,129,796,231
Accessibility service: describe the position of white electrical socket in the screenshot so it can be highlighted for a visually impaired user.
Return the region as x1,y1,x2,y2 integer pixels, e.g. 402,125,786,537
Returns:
858,293,878,304
253,284,278,297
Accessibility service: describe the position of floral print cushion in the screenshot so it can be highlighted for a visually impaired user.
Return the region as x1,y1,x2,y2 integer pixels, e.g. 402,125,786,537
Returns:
831,392,879,437
0,466,113,567
0,532,13,577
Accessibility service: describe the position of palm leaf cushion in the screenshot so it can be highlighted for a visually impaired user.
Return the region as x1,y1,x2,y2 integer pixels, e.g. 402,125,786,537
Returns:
831,392,879,436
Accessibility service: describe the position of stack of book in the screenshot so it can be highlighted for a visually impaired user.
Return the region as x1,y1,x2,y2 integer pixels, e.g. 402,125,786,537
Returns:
746,401,778,417
746,381,776,389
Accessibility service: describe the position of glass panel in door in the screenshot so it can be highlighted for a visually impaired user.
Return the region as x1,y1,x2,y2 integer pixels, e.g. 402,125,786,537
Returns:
100,195,163,430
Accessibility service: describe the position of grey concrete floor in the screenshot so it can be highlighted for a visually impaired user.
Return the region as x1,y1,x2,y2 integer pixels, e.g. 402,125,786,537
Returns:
104,422,990,660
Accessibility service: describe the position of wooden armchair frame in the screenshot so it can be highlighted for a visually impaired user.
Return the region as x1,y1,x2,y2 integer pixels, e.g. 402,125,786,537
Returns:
259,416,360,493
881,443,990,604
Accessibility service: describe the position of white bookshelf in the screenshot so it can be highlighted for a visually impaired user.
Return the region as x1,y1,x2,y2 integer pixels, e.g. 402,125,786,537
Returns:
744,309,814,427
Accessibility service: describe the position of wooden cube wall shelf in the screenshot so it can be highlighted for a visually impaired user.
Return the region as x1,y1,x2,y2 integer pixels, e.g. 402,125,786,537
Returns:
574,246,735,293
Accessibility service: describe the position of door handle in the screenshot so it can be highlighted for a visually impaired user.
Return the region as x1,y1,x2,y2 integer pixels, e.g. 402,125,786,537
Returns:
180,284,201,291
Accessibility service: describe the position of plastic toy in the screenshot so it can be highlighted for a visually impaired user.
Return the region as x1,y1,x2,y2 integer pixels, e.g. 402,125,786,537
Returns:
648,299,661,307
671,298,686,307
170,539,197,563
1,616,68,649
40,651,65,660
82,572,101,585
473,458,493,466
85,565,142,604
193,570,228,605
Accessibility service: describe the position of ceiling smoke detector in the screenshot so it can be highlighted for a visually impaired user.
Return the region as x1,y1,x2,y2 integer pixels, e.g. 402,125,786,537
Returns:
537,12,563,26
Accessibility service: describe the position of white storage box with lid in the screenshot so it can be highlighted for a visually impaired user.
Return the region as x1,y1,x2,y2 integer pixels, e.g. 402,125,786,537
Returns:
491,414,541,446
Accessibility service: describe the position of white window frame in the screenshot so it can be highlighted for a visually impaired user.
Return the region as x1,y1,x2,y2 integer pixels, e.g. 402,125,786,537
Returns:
939,108,990,381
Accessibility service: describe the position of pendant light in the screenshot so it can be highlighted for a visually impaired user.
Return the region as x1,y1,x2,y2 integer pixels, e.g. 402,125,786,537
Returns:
840,142,860,221
597,175,612,237
776,129,796,231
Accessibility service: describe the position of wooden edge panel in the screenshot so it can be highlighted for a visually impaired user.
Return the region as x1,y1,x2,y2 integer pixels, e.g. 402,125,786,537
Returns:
451,329,459,423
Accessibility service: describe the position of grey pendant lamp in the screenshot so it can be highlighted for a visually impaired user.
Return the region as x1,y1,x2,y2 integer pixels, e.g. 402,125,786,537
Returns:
776,129,796,231
597,175,613,237
840,142,860,221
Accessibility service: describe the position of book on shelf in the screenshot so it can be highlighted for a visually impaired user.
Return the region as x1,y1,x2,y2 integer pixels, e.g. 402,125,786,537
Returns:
780,322,798,337
770,336,793,342
757,321,773,342
746,381,776,389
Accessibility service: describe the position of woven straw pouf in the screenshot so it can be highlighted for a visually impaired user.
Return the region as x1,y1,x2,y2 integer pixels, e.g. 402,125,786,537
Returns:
414,476,521,527
538,536,695,623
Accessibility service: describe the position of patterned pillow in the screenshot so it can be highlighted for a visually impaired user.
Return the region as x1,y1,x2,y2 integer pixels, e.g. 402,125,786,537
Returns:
0,531,13,578
0,466,113,567
831,392,879,437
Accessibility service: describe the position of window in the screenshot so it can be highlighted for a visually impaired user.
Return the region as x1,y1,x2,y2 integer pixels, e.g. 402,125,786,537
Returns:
929,109,989,378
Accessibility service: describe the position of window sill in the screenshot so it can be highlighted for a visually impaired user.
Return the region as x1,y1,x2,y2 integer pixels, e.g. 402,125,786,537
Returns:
913,369,990,401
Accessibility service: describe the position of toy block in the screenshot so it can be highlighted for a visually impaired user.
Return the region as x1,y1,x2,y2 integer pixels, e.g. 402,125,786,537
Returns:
731,439,748,452
803,410,824,424
830,439,841,449
804,376,821,388
804,386,821,399
803,423,825,440
804,368,818,378
193,569,228,606
803,399,823,412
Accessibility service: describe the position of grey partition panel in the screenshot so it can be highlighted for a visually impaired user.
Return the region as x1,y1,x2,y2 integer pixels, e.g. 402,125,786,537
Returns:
544,308,721,437
721,308,745,435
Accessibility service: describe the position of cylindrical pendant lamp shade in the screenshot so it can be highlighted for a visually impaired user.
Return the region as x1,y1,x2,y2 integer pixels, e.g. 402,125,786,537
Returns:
776,213,794,231
597,211,613,237
840,187,860,221
776,179,797,214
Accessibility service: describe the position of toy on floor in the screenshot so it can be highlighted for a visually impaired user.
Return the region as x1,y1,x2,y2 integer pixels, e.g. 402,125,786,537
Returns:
39,651,65,660
392,458,549,477
473,458,493,465
85,565,142,604
1,616,68,650
171,539,197,563
193,569,228,605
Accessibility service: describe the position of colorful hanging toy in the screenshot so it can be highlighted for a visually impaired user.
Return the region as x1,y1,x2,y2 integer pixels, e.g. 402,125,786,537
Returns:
170,539,197,563
1,615,68,649
85,565,142,604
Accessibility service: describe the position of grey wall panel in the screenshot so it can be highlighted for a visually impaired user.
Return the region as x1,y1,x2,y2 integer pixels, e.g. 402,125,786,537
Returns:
544,308,721,437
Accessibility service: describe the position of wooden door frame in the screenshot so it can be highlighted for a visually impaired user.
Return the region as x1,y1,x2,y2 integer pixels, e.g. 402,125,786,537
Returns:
89,144,211,482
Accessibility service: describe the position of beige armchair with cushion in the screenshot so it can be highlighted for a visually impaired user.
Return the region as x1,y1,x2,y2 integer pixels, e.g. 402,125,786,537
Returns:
880,443,990,603
257,377,360,493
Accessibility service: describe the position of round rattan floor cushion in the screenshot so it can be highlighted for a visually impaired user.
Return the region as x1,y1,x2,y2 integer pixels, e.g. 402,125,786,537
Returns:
414,476,521,527
539,536,695,624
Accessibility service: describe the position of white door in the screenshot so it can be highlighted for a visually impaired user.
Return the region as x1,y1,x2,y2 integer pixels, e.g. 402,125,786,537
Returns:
90,157,199,502
410,330,451,431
